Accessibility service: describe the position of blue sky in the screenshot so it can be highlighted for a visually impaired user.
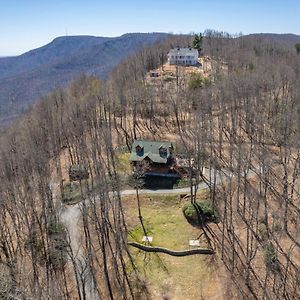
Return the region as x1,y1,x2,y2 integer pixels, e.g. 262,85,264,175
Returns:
1,0,299,56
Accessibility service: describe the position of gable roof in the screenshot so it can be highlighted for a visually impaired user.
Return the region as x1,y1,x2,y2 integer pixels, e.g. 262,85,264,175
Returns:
168,48,198,56
130,140,173,164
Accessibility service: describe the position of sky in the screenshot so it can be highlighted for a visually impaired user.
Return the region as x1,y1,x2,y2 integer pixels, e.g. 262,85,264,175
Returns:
1,0,300,56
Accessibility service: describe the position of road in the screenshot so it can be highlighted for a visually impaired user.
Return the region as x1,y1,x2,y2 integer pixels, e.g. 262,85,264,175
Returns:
58,167,239,299
117,167,229,196
118,183,206,196
59,184,213,299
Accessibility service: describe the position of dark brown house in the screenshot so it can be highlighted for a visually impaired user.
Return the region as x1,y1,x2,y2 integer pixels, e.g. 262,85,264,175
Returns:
130,140,180,188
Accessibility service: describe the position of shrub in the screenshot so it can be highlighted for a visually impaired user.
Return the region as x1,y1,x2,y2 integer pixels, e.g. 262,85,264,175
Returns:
62,182,81,204
69,164,89,181
49,236,68,270
173,178,191,188
258,223,268,242
264,242,280,272
163,75,175,82
295,43,300,55
47,218,66,236
182,200,219,227
188,73,211,90
47,218,68,270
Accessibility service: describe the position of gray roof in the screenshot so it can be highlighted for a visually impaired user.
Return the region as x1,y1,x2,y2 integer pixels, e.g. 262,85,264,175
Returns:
130,140,173,164
168,48,198,56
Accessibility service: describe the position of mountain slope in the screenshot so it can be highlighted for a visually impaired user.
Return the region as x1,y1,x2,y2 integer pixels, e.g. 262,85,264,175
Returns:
0,36,111,79
247,33,300,45
0,33,168,125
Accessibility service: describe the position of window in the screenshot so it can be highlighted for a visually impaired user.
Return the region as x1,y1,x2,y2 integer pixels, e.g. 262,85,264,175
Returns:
159,147,167,158
136,145,144,156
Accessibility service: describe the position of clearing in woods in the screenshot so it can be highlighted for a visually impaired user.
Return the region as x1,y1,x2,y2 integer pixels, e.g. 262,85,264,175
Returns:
123,193,226,300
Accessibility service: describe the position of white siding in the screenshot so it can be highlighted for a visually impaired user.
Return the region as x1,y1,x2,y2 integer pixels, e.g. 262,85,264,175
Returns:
167,48,198,65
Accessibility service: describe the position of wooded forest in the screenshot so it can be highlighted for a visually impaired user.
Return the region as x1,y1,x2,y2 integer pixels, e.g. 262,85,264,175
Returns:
0,31,300,299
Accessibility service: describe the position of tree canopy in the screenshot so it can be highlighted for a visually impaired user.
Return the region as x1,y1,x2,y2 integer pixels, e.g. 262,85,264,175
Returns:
192,33,203,54
295,43,300,55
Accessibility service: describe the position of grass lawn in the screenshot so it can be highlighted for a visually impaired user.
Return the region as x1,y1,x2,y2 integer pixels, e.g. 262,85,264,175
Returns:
123,193,221,299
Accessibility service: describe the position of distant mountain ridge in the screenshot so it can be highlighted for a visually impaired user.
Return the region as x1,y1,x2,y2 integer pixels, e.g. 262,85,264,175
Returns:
0,33,168,126
247,33,300,45
0,36,111,79
1,32,299,127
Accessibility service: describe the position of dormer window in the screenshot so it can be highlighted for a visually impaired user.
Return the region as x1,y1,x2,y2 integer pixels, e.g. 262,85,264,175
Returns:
136,145,144,156
159,146,167,158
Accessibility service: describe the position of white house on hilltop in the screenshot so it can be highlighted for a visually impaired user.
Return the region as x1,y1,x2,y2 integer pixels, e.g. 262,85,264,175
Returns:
167,47,198,66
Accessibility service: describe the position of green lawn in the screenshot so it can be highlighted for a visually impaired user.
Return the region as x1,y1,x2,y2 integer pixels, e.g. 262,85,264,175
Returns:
128,195,197,247
125,194,215,299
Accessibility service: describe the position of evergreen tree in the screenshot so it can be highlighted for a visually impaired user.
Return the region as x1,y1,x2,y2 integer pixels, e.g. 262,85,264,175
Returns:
295,43,300,55
192,33,203,55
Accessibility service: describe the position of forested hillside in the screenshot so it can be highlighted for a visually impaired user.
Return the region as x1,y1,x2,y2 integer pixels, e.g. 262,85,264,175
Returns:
248,33,300,45
0,32,300,299
0,32,168,126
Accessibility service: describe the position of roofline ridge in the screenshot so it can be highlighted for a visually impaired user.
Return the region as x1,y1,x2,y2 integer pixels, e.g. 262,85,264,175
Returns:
133,139,173,143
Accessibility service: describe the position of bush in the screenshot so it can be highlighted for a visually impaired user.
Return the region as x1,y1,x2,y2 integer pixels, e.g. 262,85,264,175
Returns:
163,75,175,82
49,236,68,270
69,164,89,181
295,43,300,55
258,223,268,241
182,200,219,227
47,218,66,236
47,218,68,270
264,242,280,272
188,73,211,90
62,182,81,204
173,178,191,188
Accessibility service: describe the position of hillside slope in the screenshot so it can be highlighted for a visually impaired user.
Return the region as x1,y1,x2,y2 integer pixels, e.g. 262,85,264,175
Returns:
247,33,300,45
0,33,168,125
